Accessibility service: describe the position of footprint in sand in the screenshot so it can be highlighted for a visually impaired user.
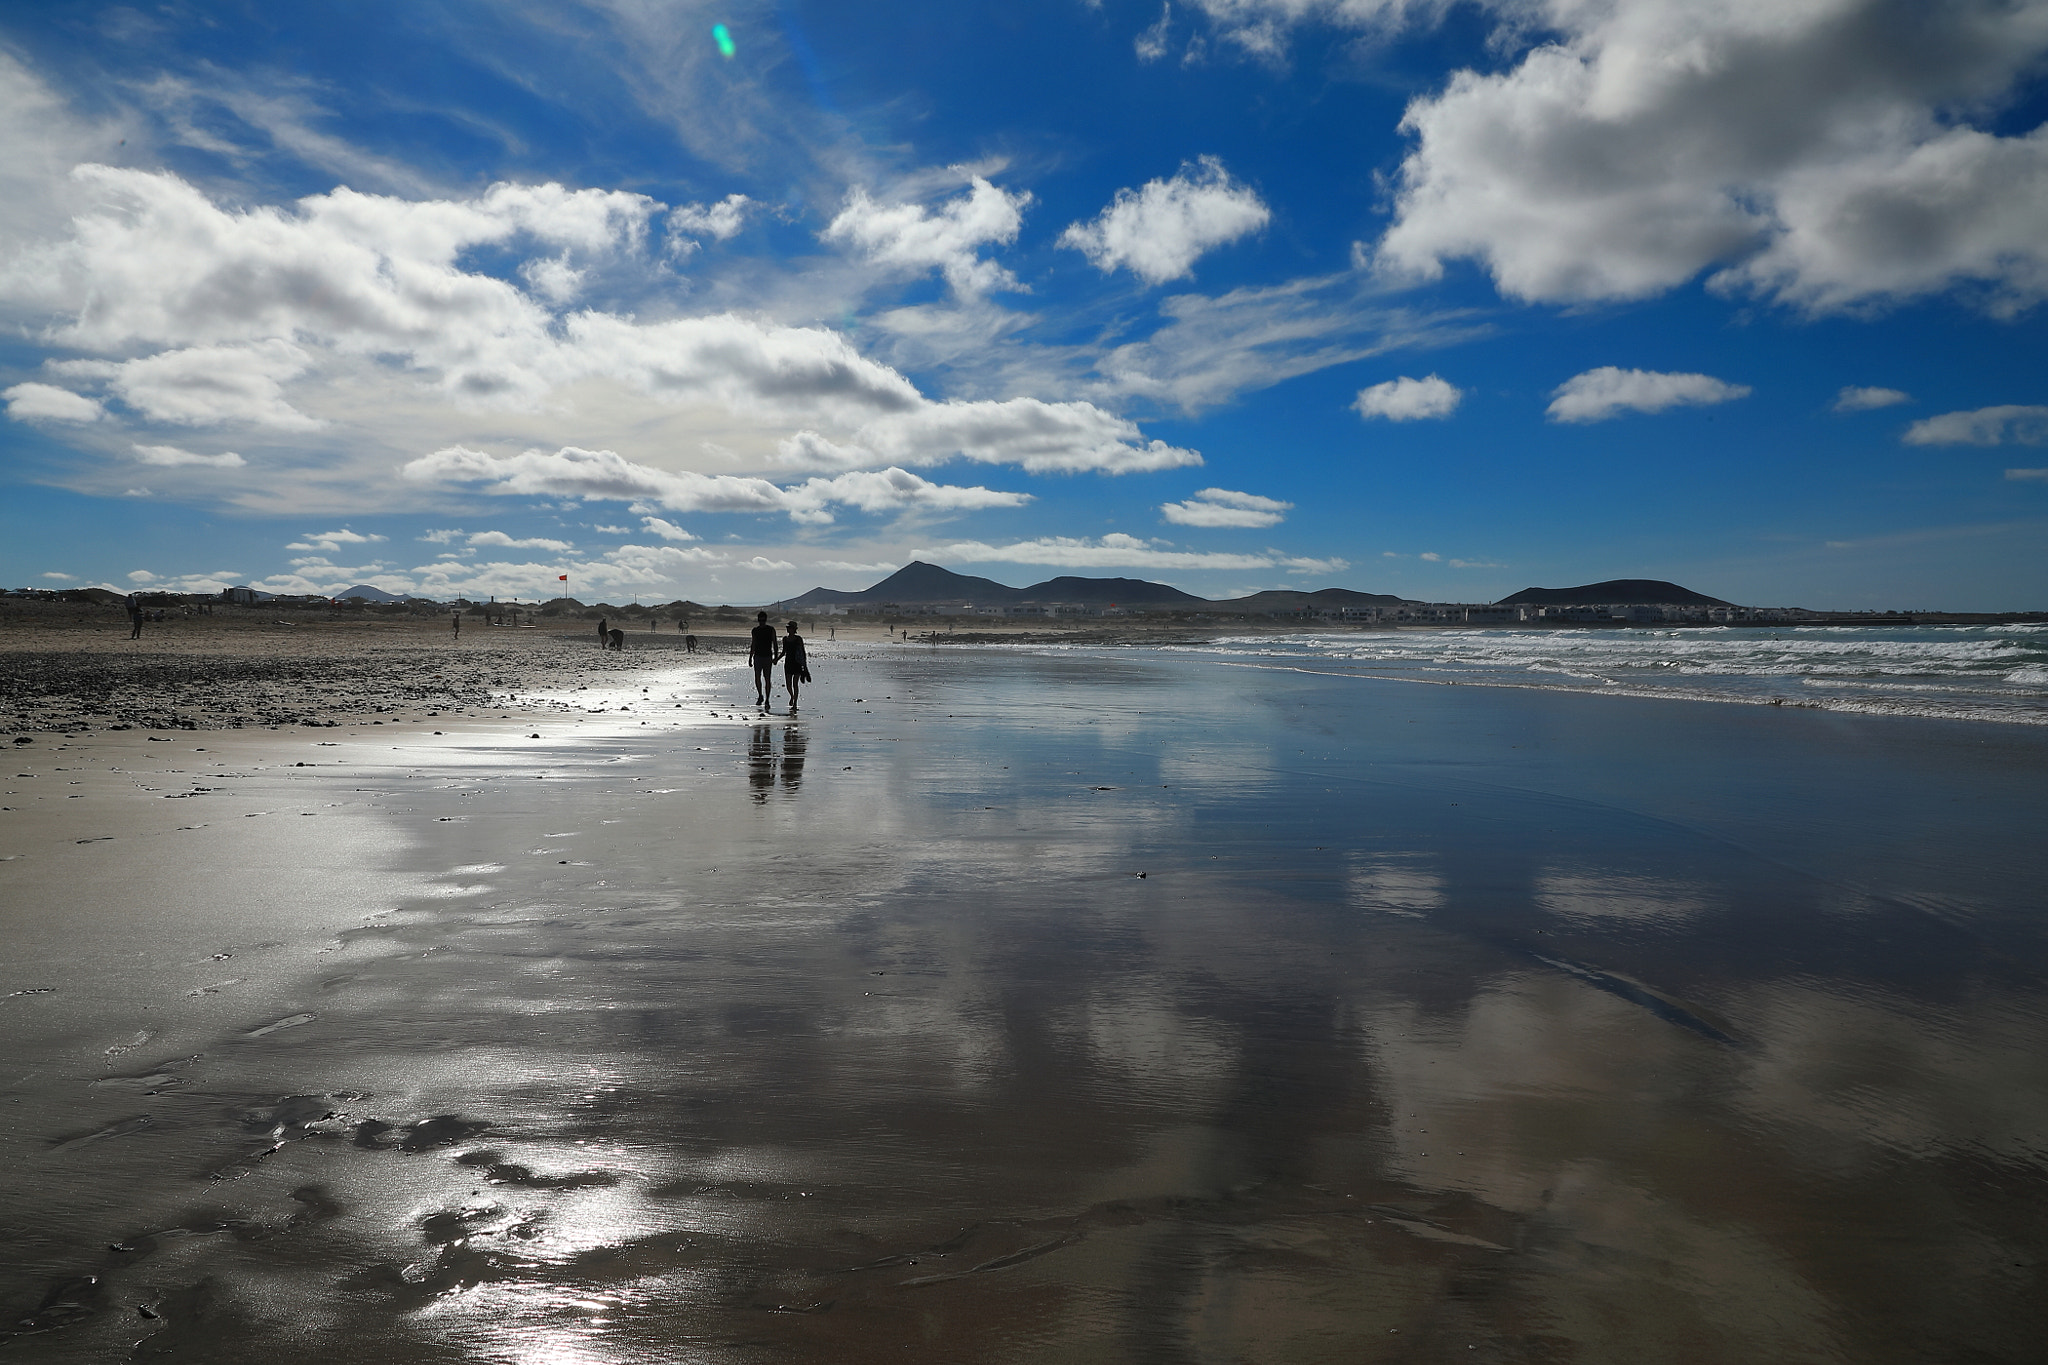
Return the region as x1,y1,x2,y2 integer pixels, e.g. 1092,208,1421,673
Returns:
243,1012,316,1038
105,1029,157,1056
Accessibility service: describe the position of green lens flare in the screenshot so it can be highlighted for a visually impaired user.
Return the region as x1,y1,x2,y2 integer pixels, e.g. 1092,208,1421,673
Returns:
712,23,735,58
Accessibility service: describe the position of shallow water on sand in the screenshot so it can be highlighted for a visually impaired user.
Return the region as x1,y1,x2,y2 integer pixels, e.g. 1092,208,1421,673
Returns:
4,650,2046,1362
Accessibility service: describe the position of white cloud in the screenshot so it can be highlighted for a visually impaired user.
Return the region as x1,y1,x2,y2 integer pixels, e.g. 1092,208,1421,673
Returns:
1903,405,2048,447
40,571,76,580
668,194,751,249
1368,0,2048,314
779,467,1032,525
816,559,904,574
739,556,795,571
1136,4,1174,61
59,340,322,429
1448,557,1504,569
1183,0,1440,55
640,516,697,541
777,398,1202,476
1161,486,1292,527
1834,385,1911,413
1085,274,1486,413
132,443,246,467
917,532,1343,574
419,528,463,543
822,177,1030,297
1419,551,1442,561
1546,366,1751,423
405,444,788,512
4,381,102,423
124,567,242,592
1059,156,1269,286
1354,373,1460,421
122,487,152,497
403,444,1034,525
286,528,388,552
2006,467,2048,482
468,530,574,551
519,255,584,304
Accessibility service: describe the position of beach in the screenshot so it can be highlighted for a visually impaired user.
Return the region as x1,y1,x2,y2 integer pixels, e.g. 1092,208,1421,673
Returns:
3,627,2046,1362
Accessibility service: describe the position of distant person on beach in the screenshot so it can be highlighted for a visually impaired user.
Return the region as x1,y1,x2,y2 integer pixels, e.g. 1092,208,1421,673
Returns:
782,621,810,709
749,611,780,708
607,627,624,651
126,595,143,639
451,613,461,639
684,634,697,653
596,617,608,648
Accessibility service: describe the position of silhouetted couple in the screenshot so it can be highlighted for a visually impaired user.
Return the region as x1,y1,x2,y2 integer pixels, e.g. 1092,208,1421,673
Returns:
749,611,810,710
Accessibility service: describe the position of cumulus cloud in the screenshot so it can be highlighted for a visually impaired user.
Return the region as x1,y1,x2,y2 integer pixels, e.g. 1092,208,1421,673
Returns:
403,444,1032,525
467,530,573,551
776,398,1201,476
286,528,387,552
822,177,1030,297
640,516,697,541
1354,373,1460,421
4,381,102,423
917,531,1344,574
1902,405,2048,447
1059,156,1270,285
2006,467,2048,482
133,443,245,467
40,572,76,581
667,194,751,250
124,567,243,592
1546,367,1751,423
56,340,321,429
1834,385,1911,413
1160,486,1292,527
1366,0,2048,314
778,467,1031,525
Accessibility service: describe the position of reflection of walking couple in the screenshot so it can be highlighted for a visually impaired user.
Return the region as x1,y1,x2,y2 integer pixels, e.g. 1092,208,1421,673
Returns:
747,723,806,803
749,611,811,710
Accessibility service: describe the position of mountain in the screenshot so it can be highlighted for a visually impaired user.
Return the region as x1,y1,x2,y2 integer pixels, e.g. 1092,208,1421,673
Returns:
786,561,1024,607
336,584,405,602
1017,575,1207,605
1213,587,1411,613
784,562,1219,608
1498,579,1731,607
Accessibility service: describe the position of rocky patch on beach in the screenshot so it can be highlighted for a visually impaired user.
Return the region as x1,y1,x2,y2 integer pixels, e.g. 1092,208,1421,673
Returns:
0,645,667,734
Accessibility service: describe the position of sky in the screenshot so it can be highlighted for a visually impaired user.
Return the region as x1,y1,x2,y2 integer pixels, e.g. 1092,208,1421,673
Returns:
2,0,2046,610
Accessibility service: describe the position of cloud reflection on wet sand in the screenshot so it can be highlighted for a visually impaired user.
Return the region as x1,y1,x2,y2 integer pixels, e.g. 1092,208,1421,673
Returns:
4,651,2045,1362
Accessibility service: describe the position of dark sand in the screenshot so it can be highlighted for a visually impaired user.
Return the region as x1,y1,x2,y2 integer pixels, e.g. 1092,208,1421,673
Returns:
3,644,2046,1361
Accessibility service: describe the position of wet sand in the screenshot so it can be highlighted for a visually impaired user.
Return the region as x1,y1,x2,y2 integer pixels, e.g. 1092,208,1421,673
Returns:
3,644,2046,1361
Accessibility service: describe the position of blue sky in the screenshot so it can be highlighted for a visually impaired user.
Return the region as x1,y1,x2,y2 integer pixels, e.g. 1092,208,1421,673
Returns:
2,0,2045,609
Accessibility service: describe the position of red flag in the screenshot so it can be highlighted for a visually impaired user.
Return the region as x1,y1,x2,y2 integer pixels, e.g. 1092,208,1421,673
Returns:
558,575,568,581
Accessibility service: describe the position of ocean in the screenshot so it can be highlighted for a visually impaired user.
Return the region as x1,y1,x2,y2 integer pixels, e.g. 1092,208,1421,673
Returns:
1132,622,2048,724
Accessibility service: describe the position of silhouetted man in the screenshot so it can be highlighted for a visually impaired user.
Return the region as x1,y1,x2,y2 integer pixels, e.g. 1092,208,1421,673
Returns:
596,617,608,648
749,611,780,708
126,595,143,640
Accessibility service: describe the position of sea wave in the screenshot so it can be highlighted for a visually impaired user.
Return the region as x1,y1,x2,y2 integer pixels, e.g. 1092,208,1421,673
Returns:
1147,625,2048,724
